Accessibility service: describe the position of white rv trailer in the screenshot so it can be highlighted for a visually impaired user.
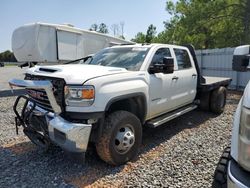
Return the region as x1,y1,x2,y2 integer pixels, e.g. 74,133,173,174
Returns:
12,22,134,64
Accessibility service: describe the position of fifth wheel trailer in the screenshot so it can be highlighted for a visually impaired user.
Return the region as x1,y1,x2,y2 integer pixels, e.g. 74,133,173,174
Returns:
12,22,133,64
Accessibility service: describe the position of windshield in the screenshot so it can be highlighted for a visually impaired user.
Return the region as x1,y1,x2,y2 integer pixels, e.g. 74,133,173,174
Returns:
85,47,150,71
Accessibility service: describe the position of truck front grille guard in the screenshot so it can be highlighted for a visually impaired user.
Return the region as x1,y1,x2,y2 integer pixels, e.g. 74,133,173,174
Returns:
13,95,51,150
9,78,62,114
9,78,61,150
24,74,66,112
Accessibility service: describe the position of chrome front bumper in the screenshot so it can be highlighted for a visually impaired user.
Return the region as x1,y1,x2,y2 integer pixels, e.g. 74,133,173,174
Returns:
48,115,91,152
9,78,92,153
228,160,250,188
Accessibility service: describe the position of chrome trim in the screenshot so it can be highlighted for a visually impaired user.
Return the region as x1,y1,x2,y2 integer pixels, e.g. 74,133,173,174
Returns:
48,116,92,152
9,78,61,114
27,102,92,153
151,104,197,127
27,102,54,117
228,161,249,188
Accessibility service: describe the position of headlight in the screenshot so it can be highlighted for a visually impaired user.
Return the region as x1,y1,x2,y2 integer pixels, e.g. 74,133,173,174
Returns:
64,85,95,107
238,106,250,171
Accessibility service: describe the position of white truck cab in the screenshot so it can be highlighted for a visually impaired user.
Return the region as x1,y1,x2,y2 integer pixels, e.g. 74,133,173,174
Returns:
9,43,231,165
213,45,250,188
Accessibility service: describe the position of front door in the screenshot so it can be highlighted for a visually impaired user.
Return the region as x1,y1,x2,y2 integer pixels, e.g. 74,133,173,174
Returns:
148,47,177,118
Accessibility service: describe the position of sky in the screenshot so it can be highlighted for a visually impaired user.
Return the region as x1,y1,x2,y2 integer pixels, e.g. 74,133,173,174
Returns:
0,0,172,53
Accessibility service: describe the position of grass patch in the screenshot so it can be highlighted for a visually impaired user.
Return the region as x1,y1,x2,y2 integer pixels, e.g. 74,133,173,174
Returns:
3,64,18,67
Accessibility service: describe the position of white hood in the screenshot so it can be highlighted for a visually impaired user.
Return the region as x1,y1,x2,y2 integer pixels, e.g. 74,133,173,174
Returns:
26,64,128,84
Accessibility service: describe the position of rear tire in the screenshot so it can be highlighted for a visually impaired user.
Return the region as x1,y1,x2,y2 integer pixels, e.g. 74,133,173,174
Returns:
210,87,227,114
212,146,231,188
96,111,142,165
199,92,210,111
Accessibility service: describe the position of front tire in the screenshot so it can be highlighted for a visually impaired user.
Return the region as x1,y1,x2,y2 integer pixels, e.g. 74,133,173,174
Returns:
212,146,231,188
96,111,142,165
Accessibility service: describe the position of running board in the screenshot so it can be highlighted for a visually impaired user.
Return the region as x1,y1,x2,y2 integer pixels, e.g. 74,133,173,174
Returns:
146,104,197,128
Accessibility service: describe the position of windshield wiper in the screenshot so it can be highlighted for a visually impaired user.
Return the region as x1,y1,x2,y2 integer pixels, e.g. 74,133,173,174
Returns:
64,55,93,64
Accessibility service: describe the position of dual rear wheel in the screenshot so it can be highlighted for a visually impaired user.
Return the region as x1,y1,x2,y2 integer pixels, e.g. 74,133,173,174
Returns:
199,86,227,114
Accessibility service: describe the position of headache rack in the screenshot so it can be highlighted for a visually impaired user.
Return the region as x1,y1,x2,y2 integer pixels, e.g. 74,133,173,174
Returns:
24,74,66,112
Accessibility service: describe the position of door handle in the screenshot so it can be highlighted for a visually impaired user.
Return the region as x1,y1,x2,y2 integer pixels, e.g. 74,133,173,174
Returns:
172,76,179,80
192,74,197,77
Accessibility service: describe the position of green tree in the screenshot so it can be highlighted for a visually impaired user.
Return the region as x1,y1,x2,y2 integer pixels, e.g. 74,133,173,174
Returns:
132,24,157,43
161,0,250,49
145,24,157,43
89,23,98,31
0,50,17,62
131,32,146,43
89,23,109,33
98,23,109,34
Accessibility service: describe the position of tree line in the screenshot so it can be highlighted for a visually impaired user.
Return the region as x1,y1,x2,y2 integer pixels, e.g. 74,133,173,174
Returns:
132,0,250,49
89,22,125,39
3,0,250,62
0,50,17,62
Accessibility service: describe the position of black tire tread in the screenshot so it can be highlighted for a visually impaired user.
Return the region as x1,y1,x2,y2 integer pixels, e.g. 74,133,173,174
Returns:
199,92,210,111
212,146,231,188
210,86,227,114
96,111,141,165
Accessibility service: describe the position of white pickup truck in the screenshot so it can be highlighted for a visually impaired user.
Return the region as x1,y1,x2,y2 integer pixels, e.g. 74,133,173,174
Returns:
213,45,250,188
9,44,231,165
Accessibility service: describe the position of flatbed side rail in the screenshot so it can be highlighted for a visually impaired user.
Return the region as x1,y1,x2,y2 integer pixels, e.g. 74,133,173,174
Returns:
198,77,232,92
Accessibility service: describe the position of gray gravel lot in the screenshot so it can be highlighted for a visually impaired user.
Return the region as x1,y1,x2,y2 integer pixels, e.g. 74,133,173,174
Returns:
0,91,241,188
0,66,26,90
0,66,27,98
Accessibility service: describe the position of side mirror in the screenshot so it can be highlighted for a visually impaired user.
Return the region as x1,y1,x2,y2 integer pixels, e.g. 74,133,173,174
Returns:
233,45,250,72
163,57,174,74
149,57,174,74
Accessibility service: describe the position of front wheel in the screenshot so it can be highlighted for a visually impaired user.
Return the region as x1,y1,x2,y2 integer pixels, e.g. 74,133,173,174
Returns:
96,111,142,165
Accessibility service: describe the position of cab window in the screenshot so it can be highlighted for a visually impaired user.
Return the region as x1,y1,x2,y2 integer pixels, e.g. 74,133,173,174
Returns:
151,48,171,65
174,48,192,70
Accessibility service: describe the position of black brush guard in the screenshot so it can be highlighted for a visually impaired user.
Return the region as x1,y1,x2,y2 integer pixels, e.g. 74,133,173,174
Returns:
13,95,51,151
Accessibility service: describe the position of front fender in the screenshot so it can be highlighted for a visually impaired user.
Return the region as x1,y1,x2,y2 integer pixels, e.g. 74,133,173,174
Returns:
105,92,147,111
85,72,149,113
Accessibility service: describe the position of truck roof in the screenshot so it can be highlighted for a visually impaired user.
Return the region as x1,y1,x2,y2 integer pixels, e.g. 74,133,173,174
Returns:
110,43,189,49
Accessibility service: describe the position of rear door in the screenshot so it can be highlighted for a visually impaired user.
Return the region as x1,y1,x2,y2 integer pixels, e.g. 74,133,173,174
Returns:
171,48,197,107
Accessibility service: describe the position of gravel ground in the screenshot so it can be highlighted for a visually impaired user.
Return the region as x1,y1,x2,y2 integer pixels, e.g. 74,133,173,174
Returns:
0,66,26,90
0,92,241,188
0,66,27,98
